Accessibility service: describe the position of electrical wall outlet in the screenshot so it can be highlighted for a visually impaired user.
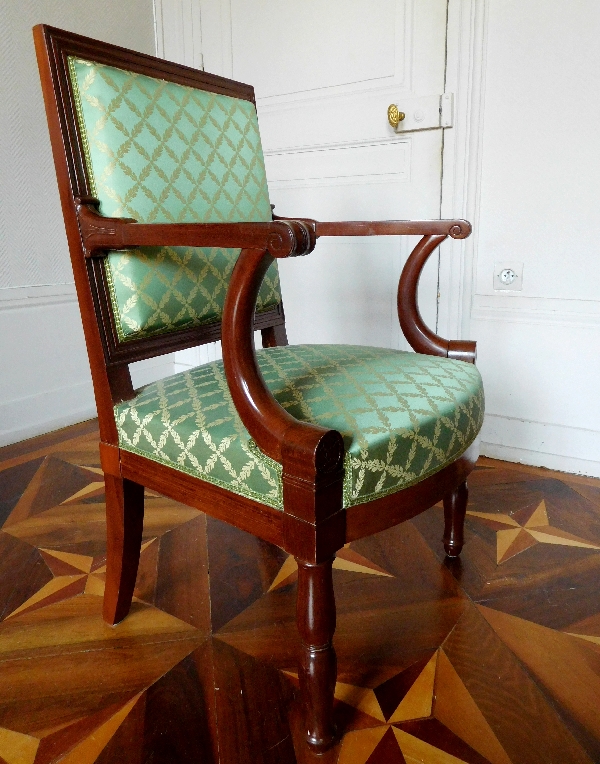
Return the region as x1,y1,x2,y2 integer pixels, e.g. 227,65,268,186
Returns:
493,262,524,291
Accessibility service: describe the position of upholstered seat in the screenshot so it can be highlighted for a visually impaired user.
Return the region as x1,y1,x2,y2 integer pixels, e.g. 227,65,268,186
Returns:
116,344,484,508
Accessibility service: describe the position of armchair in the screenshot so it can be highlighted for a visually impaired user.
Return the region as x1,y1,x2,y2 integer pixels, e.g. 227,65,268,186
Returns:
34,25,483,753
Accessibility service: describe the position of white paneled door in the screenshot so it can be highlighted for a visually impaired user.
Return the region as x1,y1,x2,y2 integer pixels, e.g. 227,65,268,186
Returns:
226,0,449,349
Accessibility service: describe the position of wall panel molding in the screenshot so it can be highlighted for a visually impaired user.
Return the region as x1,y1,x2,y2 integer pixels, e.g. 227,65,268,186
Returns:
0,384,96,449
472,294,600,328
154,0,204,68
265,139,411,189
191,0,232,78
0,294,177,447
480,413,600,479
0,283,76,311
234,0,411,106
154,0,220,369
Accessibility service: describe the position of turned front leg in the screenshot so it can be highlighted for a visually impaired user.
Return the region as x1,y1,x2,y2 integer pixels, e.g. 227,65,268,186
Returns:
296,558,338,752
443,480,468,557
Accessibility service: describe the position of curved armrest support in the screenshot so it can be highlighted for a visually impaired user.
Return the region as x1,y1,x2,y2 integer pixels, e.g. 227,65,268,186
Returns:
398,235,476,363
221,248,345,481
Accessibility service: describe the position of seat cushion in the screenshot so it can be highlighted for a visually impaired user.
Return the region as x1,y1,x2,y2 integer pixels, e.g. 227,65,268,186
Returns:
115,345,484,509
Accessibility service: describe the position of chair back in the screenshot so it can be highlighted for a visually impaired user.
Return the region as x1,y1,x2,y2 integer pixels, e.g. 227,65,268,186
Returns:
68,55,281,344
35,26,284,375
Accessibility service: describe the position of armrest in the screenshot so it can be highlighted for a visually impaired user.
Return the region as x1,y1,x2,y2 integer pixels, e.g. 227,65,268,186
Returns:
316,219,471,239
273,214,471,240
75,197,317,259
273,211,475,362
221,247,345,482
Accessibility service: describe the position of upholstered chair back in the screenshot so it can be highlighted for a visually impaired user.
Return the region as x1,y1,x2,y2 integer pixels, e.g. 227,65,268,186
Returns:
68,57,281,342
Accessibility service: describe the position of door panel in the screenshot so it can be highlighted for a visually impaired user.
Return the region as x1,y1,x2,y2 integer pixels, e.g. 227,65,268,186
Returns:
266,130,443,347
229,0,448,349
231,0,398,97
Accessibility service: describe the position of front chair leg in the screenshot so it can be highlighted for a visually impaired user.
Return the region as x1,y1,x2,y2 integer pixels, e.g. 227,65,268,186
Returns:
443,480,468,557
296,557,338,753
103,474,144,625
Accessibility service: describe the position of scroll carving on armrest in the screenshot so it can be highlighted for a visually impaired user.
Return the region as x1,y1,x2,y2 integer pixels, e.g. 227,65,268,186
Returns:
398,234,476,363
75,197,317,259
221,247,345,487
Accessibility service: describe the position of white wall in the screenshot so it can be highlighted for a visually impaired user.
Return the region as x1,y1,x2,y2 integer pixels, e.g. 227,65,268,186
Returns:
468,1,600,476
0,1,169,447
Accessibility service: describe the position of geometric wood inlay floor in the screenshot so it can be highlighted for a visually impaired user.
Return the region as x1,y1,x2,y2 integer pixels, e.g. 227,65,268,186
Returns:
1,420,599,764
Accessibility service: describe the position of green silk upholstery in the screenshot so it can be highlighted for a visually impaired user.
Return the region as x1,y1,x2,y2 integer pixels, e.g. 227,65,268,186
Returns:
68,57,281,341
115,345,484,509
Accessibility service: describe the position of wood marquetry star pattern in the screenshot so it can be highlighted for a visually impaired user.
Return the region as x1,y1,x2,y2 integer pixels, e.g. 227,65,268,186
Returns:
0,423,599,763
466,499,600,564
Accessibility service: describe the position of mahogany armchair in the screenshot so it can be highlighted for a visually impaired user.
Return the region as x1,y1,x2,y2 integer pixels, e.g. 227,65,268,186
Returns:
35,25,484,753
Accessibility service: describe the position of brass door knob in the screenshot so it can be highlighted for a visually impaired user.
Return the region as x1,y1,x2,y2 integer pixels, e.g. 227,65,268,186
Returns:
387,104,405,128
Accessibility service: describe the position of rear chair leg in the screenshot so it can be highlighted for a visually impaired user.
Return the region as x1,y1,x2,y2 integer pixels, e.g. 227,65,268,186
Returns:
296,558,338,753
443,480,468,557
261,324,288,347
103,474,144,625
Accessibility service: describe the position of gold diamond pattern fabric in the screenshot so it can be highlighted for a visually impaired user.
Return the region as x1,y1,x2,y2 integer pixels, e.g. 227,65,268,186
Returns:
115,345,484,510
68,57,281,341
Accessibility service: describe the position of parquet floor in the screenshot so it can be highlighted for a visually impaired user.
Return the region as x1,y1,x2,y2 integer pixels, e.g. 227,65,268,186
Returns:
0,421,599,764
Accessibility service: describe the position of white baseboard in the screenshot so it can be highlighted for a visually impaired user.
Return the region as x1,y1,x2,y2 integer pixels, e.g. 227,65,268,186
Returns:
0,286,176,447
480,413,600,479
0,382,96,448
0,355,177,448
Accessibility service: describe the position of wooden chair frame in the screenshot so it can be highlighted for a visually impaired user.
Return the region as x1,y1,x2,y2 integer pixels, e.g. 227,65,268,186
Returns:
34,24,479,753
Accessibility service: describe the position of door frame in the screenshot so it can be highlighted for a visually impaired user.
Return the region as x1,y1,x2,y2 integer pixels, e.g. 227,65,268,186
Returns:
438,0,489,346
153,0,489,347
